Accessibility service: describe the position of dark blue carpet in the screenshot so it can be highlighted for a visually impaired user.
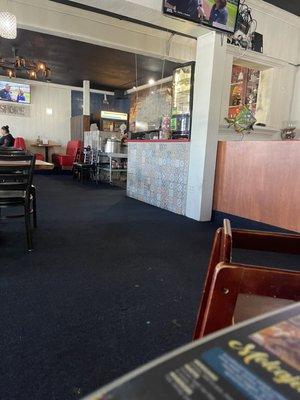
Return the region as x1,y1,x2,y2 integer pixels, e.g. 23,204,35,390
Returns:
0,175,299,399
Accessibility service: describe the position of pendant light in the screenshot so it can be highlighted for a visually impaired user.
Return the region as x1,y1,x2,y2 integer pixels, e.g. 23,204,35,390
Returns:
0,11,17,39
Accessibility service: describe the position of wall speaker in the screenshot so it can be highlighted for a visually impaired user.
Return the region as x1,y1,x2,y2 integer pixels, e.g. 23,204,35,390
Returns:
251,32,263,53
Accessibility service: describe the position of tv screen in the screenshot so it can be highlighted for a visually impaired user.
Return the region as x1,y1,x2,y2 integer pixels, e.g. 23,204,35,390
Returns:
0,81,31,104
163,0,240,34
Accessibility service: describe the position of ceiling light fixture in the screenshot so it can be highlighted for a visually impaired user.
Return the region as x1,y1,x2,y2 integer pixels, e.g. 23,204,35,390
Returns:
0,11,17,39
0,47,50,80
148,78,155,85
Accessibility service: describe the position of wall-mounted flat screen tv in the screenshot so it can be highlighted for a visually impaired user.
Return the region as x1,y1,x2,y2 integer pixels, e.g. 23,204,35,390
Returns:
0,81,31,104
163,0,240,34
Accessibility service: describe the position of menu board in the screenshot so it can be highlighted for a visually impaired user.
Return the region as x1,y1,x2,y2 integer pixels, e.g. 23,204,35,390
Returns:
84,303,300,400
171,64,194,138
172,65,192,116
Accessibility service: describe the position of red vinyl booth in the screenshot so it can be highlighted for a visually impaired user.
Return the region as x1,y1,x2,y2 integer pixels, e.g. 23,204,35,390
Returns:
13,137,45,161
52,140,82,169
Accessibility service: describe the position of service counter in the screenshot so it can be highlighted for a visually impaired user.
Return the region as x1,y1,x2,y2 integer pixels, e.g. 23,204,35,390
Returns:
213,140,300,232
127,140,190,215
126,139,300,231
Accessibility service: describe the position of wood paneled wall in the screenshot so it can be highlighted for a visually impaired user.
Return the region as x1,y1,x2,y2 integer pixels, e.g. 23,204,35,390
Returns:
213,141,300,232
70,115,90,141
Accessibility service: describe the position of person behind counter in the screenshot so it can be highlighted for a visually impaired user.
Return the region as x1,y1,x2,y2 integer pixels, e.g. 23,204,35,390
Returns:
0,125,15,147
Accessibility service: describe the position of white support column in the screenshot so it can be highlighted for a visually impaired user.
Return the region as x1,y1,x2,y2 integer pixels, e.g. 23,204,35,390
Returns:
83,80,90,115
290,66,300,128
186,31,226,221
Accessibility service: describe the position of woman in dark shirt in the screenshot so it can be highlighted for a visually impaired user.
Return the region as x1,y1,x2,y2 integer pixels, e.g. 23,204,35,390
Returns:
0,125,15,147
209,0,228,25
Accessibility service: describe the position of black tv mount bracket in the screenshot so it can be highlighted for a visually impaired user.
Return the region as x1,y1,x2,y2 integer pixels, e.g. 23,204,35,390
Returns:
228,0,258,51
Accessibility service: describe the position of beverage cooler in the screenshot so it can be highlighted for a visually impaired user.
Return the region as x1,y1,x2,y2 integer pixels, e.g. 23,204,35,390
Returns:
100,111,128,133
170,63,194,139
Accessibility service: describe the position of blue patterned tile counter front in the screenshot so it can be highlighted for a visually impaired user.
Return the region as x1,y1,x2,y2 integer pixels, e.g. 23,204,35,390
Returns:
127,142,190,215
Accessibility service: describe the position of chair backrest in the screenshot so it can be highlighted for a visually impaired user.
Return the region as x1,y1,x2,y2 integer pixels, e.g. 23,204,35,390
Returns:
74,148,83,163
0,148,27,155
195,263,300,337
193,219,233,339
193,219,300,339
13,137,27,151
66,140,82,157
0,154,36,200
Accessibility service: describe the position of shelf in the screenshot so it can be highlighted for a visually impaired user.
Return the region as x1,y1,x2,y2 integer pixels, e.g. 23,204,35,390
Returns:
100,167,127,172
104,153,128,159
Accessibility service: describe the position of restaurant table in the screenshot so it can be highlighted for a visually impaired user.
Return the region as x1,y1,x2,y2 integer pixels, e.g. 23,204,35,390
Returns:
31,143,61,162
0,159,54,170
83,302,300,400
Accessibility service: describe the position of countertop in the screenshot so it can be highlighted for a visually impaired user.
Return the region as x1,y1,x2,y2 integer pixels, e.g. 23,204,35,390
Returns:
127,139,190,143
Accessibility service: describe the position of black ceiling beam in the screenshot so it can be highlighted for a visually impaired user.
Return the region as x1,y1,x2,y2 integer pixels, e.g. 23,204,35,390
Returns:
49,0,197,40
264,0,300,16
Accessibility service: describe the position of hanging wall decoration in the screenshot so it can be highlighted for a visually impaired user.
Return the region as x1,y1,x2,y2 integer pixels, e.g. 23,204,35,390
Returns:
225,106,257,135
0,103,30,116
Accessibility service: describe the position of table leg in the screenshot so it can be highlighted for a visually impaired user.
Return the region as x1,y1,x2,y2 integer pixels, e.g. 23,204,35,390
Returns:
45,147,49,162
109,156,112,184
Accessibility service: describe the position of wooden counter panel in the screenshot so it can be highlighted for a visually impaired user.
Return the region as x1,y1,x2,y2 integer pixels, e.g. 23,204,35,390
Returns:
213,141,300,232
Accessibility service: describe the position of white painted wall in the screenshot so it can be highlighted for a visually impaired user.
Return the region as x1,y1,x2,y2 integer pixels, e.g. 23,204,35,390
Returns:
218,50,298,140
126,0,300,63
186,32,226,221
19,0,296,140
1,1,297,135
0,83,71,148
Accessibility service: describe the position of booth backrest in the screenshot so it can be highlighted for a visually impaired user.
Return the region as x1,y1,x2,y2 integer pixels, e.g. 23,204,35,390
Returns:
66,140,82,157
14,137,26,150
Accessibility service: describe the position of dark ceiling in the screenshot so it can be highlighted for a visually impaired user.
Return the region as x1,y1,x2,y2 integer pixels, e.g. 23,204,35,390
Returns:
263,0,300,16
0,29,180,91
52,0,300,19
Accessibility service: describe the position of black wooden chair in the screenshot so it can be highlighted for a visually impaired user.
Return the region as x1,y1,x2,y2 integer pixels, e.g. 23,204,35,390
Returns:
72,147,96,183
0,148,27,155
0,153,36,251
0,148,37,227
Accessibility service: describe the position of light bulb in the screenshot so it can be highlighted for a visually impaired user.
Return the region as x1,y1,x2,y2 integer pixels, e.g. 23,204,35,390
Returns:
148,78,155,85
6,69,14,78
38,62,46,71
28,70,37,79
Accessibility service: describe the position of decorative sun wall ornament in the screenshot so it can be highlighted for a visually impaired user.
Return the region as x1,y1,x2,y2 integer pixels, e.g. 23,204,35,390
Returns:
225,106,257,134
